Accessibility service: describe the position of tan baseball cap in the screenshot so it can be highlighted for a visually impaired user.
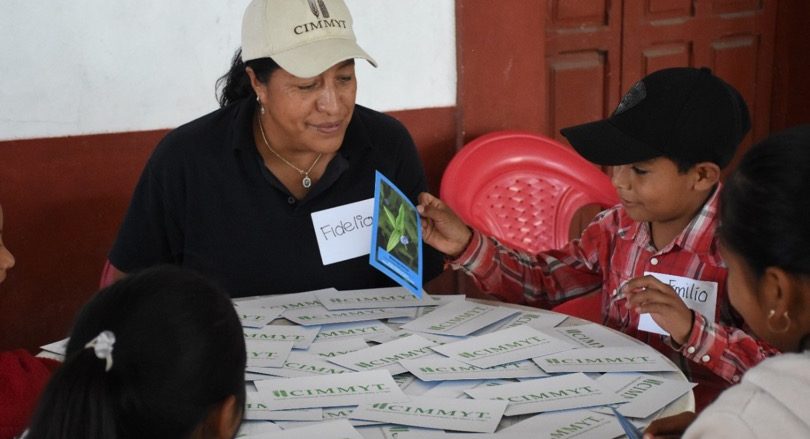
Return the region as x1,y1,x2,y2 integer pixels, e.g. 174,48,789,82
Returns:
241,0,377,78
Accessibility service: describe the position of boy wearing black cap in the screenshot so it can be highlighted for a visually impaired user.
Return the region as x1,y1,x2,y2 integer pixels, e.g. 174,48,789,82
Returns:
418,67,779,410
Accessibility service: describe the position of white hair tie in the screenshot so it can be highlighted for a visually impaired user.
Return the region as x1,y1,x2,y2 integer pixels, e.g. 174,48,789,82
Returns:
84,330,116,372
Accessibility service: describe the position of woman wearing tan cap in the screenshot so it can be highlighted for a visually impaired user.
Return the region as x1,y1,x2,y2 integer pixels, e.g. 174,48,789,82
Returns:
106,0,443,297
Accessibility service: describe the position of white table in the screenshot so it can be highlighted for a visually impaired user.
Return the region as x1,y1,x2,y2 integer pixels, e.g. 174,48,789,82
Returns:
474,298,695,420
42,293,694,438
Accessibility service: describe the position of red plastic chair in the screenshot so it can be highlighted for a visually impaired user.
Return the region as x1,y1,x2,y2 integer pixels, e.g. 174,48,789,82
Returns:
440,131,619,323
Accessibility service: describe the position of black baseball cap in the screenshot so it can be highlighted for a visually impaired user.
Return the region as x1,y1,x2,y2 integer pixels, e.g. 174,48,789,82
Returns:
560,67,751,168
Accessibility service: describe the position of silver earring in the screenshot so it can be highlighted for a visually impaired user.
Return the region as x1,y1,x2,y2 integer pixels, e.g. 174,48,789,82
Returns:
256,96,265,115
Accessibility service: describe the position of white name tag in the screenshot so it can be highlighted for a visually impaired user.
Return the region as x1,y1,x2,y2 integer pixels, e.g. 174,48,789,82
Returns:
638,272,718,335
311,198,375,265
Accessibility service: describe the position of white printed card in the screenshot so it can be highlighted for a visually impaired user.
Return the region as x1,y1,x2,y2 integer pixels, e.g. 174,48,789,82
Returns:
532,347,680,373
400,357,546,382
638,272,718,335
401,301,518,336
351,396,508,433
596,373,696,418
245,340,294,368
465,372,626,416
243,325,320,349
253,370,408,410
329,334,438,375
431,325,575,368
283,305,415,326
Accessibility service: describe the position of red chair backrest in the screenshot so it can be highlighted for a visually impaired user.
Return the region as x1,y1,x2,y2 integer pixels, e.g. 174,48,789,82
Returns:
440,131,618,253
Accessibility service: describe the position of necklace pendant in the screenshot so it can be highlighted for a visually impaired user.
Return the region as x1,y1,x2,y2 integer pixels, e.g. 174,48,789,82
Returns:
302,175,312,188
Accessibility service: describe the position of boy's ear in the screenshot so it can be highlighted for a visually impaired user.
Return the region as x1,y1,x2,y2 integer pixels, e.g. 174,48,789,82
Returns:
692,162,721,190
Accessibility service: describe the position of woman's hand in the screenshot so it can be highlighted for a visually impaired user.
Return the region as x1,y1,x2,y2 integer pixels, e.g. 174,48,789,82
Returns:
643,411,696,438
417,192,472,258
624,275,694,345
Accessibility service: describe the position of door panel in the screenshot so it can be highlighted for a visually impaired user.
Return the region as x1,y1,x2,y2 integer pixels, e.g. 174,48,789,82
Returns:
641,42,693,74
549,52,608,141
622,0,776,162
545,0,621,141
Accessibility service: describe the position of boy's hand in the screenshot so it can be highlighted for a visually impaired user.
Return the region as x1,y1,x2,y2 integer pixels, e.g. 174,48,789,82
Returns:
624,275,694,345
642,411,696,439
417,192,473,258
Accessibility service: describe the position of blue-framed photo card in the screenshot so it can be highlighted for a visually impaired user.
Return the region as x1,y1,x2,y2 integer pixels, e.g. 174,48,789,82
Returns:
369,171,423,298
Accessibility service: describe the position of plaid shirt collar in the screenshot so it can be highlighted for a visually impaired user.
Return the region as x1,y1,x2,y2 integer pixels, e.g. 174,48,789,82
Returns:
616,183,722,255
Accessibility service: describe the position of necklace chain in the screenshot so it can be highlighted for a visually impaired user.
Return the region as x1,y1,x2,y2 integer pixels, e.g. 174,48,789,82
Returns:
257,115,322,188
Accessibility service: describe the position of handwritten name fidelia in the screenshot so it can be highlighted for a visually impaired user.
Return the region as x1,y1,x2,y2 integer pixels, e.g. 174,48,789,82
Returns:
318,215,373,241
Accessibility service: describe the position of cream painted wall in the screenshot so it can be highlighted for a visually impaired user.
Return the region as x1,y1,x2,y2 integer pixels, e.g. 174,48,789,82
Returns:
0,0,456,141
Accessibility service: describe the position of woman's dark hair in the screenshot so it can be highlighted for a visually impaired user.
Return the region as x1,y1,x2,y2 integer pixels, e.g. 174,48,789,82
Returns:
719,124,810,278
26,265,246,439
216,47,281,107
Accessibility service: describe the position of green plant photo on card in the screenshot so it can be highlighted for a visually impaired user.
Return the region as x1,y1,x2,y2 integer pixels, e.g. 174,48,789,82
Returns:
377,181,419,272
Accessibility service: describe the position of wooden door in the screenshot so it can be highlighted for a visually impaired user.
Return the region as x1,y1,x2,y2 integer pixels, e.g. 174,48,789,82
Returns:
544,0,777,163
622,0,777,163
544,1,623,144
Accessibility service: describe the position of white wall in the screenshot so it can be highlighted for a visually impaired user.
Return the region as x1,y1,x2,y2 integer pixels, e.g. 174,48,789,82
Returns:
0,0,456,141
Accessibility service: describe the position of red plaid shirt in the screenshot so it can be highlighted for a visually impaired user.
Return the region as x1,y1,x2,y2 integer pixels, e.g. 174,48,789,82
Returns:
451,185,779,389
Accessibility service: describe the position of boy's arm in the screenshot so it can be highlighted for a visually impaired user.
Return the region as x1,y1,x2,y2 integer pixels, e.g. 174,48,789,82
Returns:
447,218,607,309
678,314,781,383
626,276,781,383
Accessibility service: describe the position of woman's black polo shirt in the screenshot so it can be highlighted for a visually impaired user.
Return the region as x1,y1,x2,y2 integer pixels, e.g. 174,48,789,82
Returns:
109,97,443,297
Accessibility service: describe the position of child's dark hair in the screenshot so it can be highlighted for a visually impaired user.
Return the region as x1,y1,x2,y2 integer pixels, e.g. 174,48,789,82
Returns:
719,124,810,278
215,48,281,107
26,265,246,439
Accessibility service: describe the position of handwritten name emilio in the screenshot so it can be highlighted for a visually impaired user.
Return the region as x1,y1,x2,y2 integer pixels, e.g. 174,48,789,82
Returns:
668,280,710,303
369,402,492,420
318,214,373,241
